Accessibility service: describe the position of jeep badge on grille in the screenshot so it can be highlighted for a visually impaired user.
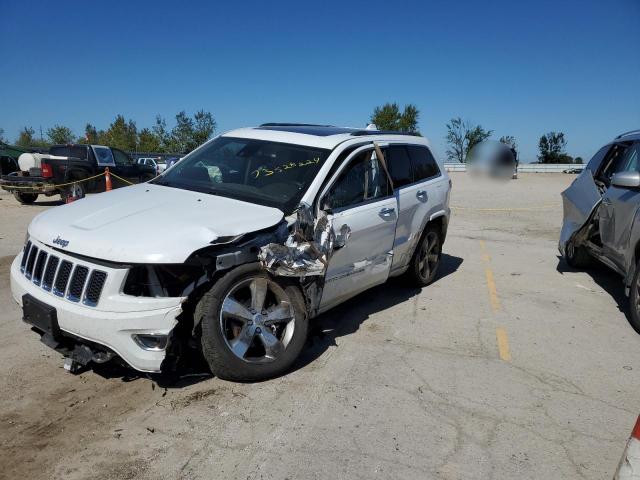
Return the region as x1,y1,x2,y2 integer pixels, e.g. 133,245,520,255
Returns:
52,236,69,248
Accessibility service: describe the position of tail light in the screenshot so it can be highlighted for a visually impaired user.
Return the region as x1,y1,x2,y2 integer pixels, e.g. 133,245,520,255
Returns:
41,163,53,178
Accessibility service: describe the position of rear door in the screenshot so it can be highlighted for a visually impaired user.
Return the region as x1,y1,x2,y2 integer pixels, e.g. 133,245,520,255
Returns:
318,145,397,312
386,144,445,271
111,148,145,185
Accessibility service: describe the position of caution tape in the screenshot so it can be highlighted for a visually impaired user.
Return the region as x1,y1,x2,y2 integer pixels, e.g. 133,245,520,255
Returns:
2,169,164,190
1,171,108,190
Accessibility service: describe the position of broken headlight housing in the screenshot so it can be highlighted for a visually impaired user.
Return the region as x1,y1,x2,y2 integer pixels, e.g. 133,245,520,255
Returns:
123,264,206,297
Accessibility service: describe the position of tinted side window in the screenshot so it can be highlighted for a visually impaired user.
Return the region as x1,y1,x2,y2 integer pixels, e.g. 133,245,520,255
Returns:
112,149,132,166
326,150,390,210
49,146,89,160
408,145,440,181
386,145,412,188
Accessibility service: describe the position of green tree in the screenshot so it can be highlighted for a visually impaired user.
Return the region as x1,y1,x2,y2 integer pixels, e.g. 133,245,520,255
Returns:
193,110,216,147
152,115,172,152
574,156,584,164
445,117,493,162
78,123,99,144
102,115,138,150
0,128,6,143
370,103,420,132
538,132,567,163
499,135,517,152
138,128,162,152
46,124,74,144
16,127,36,147
171,111,195,153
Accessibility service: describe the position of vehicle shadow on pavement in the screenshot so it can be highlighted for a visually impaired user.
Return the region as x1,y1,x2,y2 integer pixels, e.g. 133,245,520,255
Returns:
292,253,464,373
71,254,463,386
555,255,632,327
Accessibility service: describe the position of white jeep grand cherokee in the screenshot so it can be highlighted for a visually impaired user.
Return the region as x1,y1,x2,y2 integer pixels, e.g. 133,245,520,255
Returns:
11,124,451,381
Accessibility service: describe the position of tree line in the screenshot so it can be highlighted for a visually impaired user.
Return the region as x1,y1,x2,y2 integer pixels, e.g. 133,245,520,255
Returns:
369,102,583,164
1,103,582,163
1,110,216,154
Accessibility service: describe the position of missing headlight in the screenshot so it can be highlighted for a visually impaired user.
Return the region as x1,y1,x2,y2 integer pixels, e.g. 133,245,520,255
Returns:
123,264,206,297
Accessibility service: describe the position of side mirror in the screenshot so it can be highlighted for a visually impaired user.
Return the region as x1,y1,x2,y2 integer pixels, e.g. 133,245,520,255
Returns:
611,171,640,189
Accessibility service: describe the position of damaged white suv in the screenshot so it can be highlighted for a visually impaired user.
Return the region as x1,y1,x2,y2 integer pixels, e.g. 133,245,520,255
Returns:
11,124,451,381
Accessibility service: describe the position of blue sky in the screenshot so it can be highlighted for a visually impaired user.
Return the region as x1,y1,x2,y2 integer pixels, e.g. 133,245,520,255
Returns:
1,0,639,162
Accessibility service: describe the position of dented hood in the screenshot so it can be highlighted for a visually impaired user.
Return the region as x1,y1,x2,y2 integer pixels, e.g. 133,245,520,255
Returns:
28,184,284,263
559,169,602,254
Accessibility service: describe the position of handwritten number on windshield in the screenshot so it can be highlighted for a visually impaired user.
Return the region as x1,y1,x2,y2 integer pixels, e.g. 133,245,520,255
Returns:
252,157,320,178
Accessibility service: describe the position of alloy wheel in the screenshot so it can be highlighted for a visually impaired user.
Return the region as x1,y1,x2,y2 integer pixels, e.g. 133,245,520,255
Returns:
418,231,440,281
219,277,295,363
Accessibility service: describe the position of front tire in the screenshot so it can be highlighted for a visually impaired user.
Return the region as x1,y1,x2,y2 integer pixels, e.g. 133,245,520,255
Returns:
628,263,640,334
407,224,442,286
13,192,38,204
199,264,308,382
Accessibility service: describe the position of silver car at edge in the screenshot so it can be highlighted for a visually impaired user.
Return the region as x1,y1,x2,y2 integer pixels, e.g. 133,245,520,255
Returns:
560,129,640,331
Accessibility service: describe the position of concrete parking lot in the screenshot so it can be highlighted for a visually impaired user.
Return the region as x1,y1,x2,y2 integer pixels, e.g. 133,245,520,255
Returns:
1,172,638,480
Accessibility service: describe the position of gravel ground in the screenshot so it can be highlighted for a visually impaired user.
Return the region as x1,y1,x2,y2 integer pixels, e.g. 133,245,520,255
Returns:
0,173,638,479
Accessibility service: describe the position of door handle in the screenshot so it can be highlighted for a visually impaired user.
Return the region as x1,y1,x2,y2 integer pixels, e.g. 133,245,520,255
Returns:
416,190,428,200
379,207,396,216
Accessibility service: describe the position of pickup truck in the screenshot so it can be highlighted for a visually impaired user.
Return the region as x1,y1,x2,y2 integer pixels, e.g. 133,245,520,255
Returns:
0,144,156,204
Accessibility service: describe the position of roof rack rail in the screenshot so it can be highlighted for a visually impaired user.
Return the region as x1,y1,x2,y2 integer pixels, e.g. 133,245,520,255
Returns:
350,130,420,137
615,129,640,139
259,123,335,127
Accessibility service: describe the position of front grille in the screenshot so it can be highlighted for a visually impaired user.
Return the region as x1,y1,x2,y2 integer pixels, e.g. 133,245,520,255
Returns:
67,266,89,302
25,247,38,279
84,271,107,306
53,260,73,296
42,256,59,291
20,241,32,272
32,250,48,285
20,238,109,307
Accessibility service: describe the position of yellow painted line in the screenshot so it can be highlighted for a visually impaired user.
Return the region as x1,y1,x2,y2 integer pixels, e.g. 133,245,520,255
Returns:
484,268,501,312
479,240,500,311
496,327,512,362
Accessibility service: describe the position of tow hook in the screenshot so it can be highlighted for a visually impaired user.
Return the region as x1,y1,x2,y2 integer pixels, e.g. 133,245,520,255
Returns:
63,344,115,374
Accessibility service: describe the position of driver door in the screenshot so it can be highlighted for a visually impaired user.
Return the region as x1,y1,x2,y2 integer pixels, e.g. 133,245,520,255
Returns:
318,146,398,313
599,142,640,269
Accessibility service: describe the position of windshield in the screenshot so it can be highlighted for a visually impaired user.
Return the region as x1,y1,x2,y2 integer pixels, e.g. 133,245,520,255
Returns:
154,137,330,212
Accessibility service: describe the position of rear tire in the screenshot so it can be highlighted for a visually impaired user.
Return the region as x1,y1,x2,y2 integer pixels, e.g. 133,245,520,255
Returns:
13,192,38,204
406,224,442,287
564,240,591,268
198,264,308,382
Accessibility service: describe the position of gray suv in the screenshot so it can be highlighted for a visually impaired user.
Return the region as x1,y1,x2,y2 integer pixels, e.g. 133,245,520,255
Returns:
560,130,640,330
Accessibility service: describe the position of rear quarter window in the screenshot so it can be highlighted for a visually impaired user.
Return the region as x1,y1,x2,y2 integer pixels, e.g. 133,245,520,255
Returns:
408,145,440,181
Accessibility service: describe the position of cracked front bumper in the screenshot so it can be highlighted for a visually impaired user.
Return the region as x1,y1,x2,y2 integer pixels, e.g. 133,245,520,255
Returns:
10,252,184,372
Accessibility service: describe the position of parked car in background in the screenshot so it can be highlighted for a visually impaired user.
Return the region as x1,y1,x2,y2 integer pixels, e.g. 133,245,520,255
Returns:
11,123,451,381
137,157,166,174
0,144,156,204
165,156,181,170
560,130,640,331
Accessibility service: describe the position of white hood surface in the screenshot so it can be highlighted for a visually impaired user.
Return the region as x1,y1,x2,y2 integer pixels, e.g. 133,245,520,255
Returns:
28,184,285,263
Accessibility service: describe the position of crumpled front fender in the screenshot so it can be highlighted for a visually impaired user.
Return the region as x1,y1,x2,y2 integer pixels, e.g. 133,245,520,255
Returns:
559,169,602,255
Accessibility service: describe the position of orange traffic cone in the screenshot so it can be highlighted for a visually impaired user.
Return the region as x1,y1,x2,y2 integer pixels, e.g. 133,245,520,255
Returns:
105,167,112,191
